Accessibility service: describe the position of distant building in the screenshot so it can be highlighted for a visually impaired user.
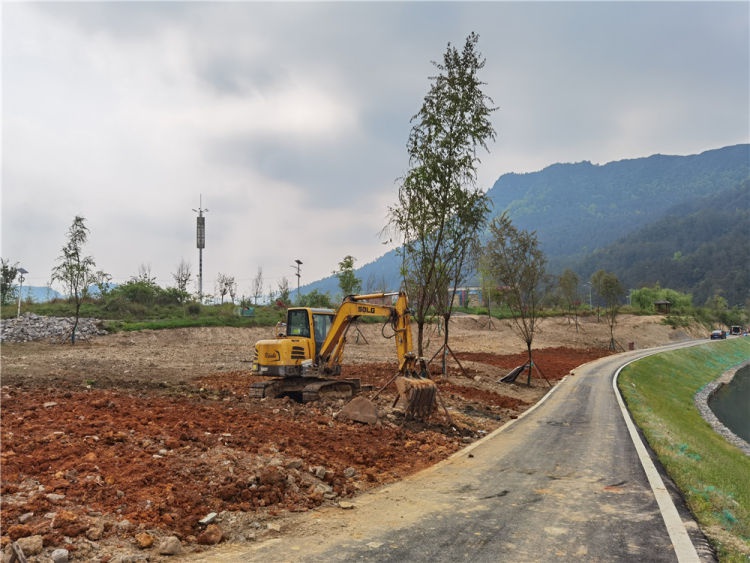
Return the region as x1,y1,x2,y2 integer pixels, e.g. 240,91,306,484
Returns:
653,300,671,314
452,287,483,308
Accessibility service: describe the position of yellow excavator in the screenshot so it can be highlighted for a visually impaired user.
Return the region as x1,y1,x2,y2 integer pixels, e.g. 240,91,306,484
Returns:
250,291,436,418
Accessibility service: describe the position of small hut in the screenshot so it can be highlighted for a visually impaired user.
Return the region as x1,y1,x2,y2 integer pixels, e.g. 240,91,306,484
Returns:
654,300,672,314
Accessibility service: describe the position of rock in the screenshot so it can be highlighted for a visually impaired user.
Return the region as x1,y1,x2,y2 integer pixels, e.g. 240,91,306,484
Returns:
53,510,88,537
51,548,70,563
6,524,33,541
197,524,223,545
312,483,333,495
17,512,34,524
15,534,43,556
338,501,355,509
134,532,154,548
198,512,217,525
112,555,149,563
285,458,303,470
86,523,104,541
343,467,357,478
338,396,379,424
311,466,327,479
157,536,182,555
258,468,284,485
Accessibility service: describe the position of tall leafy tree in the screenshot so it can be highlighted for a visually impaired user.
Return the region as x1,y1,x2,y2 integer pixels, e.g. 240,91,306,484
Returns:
483,212,547,385
251,266,264,305
50,216,100,344
334,255,362,297
559,268,581,331
386,32,496,356
591,269,625,350
1,259,19,306
277,276,291,306
171,259,192,302
216,273,236,305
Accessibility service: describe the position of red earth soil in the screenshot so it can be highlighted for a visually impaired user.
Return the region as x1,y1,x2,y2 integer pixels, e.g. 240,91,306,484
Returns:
1,347,610,559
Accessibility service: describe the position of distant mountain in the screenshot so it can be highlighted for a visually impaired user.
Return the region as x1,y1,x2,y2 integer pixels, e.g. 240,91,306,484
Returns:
18,286,63,303
486,144,750,266
296,144,750,305
576,179,750,306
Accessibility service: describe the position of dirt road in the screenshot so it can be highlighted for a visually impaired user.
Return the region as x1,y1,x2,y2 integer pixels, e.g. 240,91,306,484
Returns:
217,345,709,563
0,314,700,561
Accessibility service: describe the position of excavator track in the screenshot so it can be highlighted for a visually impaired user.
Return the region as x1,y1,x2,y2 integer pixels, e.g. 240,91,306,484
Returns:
249,379,282,399
302,379,360,402
251,377,360,402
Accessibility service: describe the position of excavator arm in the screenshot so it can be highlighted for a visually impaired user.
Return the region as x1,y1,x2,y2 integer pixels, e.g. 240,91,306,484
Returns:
316,292,417,374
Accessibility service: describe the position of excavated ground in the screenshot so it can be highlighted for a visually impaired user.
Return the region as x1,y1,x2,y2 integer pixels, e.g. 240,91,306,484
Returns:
0,314,700,561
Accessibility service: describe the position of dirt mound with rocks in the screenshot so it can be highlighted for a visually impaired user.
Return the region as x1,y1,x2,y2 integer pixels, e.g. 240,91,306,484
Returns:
1,313,107,343
0,313,698,561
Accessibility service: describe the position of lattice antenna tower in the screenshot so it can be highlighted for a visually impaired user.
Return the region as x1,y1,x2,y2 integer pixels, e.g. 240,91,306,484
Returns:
192,195,209,302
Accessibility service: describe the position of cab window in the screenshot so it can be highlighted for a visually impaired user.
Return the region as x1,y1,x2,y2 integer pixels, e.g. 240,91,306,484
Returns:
287,310,310,338
312,313,334,346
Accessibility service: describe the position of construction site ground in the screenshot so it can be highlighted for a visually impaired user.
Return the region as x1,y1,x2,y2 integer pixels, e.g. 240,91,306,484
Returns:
0,313,702,561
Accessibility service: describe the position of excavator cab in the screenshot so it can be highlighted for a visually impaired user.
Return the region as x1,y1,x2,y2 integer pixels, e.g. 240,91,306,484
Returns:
284,308,336,366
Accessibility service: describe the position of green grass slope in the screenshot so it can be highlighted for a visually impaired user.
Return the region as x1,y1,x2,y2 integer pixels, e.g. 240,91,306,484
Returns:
619,338,750,561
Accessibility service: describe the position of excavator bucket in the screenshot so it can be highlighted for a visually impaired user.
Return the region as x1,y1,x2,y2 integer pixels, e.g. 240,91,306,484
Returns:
394,376,437,420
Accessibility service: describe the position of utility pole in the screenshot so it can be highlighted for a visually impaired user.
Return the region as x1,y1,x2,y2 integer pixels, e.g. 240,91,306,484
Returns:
193,196,208,303
293,259,303,299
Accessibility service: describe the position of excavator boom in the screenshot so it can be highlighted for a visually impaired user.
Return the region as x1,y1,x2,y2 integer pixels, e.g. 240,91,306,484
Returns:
317,292,416,374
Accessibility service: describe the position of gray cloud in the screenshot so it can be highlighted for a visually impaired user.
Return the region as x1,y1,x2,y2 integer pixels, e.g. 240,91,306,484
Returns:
3,2,747,295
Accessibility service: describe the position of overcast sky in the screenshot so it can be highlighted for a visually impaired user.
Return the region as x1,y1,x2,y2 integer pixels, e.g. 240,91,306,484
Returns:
2,1,748,299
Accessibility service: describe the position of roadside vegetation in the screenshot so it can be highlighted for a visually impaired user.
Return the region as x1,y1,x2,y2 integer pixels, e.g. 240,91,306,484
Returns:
2,279,746,337
618,338,750,561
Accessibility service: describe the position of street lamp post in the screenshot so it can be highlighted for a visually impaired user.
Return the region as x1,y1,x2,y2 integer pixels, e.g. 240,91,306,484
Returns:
17,268,28,318
293,259,303,298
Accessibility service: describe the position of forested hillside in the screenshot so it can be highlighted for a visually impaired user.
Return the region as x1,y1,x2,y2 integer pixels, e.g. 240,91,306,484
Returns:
486,144,749,263
576,180,750,306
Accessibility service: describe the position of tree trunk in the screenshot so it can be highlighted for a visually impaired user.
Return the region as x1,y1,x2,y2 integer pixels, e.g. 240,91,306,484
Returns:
417,321,425,357
442,314,451,375
71,299,81,345
526,342,533,386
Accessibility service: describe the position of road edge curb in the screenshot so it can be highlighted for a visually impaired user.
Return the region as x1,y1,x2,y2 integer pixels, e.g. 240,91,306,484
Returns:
613,355,701,563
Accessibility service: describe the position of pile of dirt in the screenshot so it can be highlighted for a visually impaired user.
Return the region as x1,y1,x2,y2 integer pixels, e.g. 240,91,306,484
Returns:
0,314,694,561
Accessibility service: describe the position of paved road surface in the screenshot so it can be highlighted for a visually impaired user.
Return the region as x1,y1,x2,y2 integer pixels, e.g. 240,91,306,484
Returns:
191,345,711,562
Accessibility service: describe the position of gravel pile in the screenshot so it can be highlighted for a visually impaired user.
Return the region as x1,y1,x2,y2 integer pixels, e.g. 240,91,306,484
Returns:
0,313,107,343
